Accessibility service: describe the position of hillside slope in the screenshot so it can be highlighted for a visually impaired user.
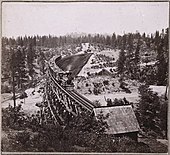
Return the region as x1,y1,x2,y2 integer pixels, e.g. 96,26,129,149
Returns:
55,53,93,78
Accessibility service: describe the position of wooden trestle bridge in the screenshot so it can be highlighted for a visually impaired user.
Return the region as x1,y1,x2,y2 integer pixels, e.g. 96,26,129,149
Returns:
41,65,96,126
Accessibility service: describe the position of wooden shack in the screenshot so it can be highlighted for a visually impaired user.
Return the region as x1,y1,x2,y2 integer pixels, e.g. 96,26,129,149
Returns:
93,105,140,141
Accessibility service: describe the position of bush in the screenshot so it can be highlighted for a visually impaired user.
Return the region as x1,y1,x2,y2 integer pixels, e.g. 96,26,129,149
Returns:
107,98,131,107
85,83,89,87
103,80,109,86
93,87,100,95
15,131,30,146
1,84,11,93
77,86,80,89
2,105,40,131
147,130,158,138
93,100,101,107
19,92,28,99
94,134,116,152
159,98,168,138
115,137,150,153
106,98,113,106
2,105,23,130
136,142,150,153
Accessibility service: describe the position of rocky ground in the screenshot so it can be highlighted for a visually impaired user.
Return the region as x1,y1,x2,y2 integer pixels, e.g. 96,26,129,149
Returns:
74,75,141,106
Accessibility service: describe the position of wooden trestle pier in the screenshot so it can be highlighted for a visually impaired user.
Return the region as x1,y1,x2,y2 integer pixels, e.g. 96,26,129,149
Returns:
41,65,96,126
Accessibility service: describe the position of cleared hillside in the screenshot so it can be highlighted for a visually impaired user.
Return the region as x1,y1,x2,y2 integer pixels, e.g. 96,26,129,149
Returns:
55,53,93,78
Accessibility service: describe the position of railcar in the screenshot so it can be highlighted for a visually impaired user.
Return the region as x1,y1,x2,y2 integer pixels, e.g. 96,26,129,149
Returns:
58,71,74,90
49,65,74,90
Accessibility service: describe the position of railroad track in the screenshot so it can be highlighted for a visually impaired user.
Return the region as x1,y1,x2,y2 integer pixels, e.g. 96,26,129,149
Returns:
67,90,94,112
48,68,95,112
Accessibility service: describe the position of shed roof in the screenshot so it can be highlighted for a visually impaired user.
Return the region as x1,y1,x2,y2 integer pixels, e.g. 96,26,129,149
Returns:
93,105,140,135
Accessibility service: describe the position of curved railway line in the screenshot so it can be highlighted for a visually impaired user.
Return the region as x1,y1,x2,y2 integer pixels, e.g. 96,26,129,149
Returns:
48,67,95,112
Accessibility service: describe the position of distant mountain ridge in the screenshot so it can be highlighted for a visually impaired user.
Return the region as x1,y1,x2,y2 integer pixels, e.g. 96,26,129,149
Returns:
66,32,112,37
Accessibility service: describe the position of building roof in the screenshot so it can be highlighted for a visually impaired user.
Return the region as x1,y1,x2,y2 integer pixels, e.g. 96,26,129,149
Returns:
55,53,93,78
93,105,140,135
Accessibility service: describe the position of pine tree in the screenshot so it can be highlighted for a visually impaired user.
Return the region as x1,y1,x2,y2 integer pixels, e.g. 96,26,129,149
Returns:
134,40,140,64
17,36,24,47
137,85,160,132
33,36,37,47
27,43,35,82
88,34,92,43
15,47,28,89
111,33,116,49
124,33,135,79
156,37,168,86
142,32,146,39
133,40,141,79
10,47,17,108
39,51,46,75
118,35,126,74
154,31,161,50
105,36,111,46
117,49,126,75
164,28,169,87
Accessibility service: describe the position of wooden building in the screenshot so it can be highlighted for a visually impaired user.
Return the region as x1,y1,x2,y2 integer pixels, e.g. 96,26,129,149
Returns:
93,105,140,141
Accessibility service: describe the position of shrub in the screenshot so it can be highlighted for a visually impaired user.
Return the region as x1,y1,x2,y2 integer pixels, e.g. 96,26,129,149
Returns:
2,105,23,130
147,130,158,138
2,105,40,131
85,83,89,87
88,88,92,94
159,98,168,138
115,136,150,153
1,84,11,93
93,100,101,107
106,98,113,106
93,87,100,95
136,142,151,153
112,82,115,87
19,92,28,99
15,131,30,146
103,80,109,86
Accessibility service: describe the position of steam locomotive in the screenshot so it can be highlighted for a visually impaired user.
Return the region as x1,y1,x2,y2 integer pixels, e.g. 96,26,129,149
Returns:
49,65,74,90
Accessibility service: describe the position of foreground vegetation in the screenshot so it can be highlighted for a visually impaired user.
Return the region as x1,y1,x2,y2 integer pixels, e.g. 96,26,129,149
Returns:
2,110,167,152
2,83,168,152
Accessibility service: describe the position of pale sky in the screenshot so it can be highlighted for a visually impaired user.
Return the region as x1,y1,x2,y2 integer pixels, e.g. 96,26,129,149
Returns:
2,2,169,38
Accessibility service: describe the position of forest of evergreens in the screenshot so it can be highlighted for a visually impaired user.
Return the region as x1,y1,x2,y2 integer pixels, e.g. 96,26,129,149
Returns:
2,28,168,92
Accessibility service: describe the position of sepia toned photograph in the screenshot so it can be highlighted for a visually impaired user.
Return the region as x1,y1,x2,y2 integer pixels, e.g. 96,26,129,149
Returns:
1,1,169,153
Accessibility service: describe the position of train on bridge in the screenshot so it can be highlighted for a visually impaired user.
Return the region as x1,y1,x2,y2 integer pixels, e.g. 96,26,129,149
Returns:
40,56,140,141
43,64,95,126
48,65,74,91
